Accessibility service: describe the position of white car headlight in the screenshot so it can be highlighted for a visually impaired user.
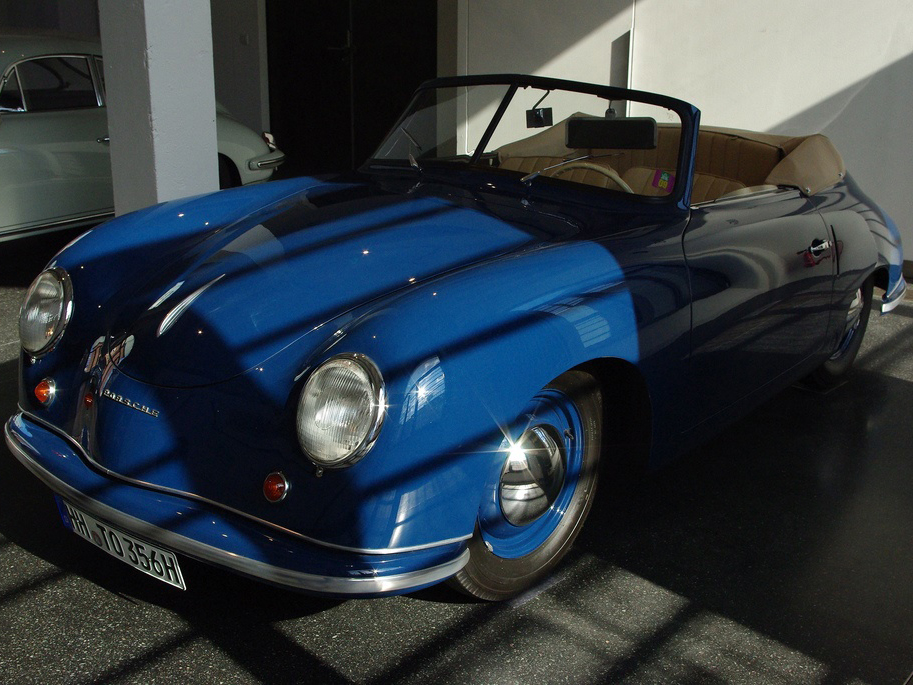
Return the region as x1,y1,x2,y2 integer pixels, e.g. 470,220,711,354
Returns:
19,268,73,356
296,353,386,468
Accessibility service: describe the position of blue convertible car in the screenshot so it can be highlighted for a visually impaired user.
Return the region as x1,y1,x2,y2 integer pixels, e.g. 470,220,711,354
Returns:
5,75,906,599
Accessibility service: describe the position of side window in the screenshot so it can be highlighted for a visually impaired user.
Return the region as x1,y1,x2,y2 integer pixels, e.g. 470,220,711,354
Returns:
16,56,98,112
0,69,25,112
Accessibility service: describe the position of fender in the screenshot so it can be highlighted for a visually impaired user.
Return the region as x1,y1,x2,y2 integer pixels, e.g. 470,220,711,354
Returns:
815,174,905,315
278,239,640,550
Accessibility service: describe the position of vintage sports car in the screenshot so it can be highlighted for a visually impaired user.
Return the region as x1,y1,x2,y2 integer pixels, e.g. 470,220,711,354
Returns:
0,32,285,242
5,75,906,600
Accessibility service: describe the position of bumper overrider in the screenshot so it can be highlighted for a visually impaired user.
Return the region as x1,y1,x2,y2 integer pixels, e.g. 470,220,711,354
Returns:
882,275,907,314
4,412,468,596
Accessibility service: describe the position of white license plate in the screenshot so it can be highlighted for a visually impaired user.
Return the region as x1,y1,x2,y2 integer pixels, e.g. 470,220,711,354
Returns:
56,497,186,590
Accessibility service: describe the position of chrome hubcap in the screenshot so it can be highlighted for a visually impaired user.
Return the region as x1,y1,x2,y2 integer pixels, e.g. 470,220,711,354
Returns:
831,287,864,360
499,425,566,526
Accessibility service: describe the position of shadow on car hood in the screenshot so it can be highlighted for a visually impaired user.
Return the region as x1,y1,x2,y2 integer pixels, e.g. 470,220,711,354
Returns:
109,183,542,387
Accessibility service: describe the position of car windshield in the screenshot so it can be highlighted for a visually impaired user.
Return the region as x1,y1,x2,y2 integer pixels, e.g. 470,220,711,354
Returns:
367,79,686,200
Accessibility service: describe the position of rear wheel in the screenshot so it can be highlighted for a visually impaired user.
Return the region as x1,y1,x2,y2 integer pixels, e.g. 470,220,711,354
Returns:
449,370,602,600
807,277,873,389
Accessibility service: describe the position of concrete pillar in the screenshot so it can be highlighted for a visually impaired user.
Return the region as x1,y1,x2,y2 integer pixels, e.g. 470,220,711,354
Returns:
98,0,219,216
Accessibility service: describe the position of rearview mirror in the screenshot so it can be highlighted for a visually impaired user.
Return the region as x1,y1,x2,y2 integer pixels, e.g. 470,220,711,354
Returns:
566,117,657,149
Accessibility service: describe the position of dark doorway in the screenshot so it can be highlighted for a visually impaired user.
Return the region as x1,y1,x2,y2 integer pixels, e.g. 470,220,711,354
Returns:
266,1,437,178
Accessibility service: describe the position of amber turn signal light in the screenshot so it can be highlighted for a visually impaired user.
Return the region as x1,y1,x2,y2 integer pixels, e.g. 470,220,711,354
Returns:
34,379,56,405
263,472,289,503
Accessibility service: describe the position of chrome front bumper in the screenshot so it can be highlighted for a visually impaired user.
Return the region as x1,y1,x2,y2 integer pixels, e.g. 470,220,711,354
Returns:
5,413,467,596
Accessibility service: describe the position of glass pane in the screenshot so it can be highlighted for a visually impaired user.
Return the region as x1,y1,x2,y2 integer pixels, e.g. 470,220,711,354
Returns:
94,57,105,96
488,87,682,197
17,57,98,111
0,69,25,112
371,84,510,163
368,79,685,199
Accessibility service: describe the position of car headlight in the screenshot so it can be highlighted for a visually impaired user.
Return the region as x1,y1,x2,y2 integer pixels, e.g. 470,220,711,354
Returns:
296,353,386,468
19,268,73,356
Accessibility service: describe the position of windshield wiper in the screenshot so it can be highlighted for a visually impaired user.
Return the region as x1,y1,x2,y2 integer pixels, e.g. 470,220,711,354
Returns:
408,152,422,174
520,154,592,185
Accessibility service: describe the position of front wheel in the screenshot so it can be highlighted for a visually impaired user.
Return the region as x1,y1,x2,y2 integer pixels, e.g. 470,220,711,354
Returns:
806,277,873,389
449,370,602,600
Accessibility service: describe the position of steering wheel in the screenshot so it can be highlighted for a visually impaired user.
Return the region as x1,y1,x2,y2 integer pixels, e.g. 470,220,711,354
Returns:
549,162,634,193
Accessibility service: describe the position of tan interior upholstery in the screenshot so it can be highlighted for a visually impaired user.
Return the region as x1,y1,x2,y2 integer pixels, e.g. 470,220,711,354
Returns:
717,184,778,200
496,119,846,204
549,162,633,193
499,156,633,192
591,128,682,179
694,129,781,187
621,166,677,197
498,155,567,175
765,134,845,195
496,114,588,162
690,173,748,204
622,167,747,203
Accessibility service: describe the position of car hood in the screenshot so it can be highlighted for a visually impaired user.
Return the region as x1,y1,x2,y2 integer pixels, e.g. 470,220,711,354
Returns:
108,183,543,387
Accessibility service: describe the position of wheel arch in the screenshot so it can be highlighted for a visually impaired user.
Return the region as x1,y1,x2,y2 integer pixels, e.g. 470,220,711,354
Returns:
871,263,890,293
218,153,242,189
574,357,653,483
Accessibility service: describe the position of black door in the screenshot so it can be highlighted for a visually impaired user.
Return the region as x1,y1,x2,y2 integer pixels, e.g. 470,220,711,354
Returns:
683,189,836,424
266,0,437,177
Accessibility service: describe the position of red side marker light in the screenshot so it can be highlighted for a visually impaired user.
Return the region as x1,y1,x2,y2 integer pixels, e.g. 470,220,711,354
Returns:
83,392,94,409
263,472,289,503
34,379,56,405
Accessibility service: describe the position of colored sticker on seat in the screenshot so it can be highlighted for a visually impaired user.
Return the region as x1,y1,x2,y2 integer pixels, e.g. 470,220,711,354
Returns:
652,170,675,191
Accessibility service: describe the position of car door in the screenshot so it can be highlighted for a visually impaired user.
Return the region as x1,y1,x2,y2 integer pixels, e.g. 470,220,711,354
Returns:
0,54,112,238
683,188,836,425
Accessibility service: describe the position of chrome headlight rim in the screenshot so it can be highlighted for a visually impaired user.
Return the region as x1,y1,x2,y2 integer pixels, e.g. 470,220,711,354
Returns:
19,267,74,357
296,352,387,469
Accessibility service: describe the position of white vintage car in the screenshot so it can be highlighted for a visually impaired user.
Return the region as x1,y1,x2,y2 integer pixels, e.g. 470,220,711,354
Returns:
0,32,285,242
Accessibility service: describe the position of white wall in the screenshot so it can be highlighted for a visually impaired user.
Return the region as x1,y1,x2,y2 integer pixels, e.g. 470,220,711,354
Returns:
441,0,633,82
438,0,635,153
210,0,270,132
437,0,913,264
630,0,913,263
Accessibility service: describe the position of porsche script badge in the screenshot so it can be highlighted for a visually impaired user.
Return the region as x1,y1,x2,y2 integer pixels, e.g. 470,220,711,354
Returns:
101,388,160,418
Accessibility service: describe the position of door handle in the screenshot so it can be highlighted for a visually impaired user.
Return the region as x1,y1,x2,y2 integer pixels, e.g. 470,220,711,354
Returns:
798,238,832,267
96,136,110,144
808,238,831,256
